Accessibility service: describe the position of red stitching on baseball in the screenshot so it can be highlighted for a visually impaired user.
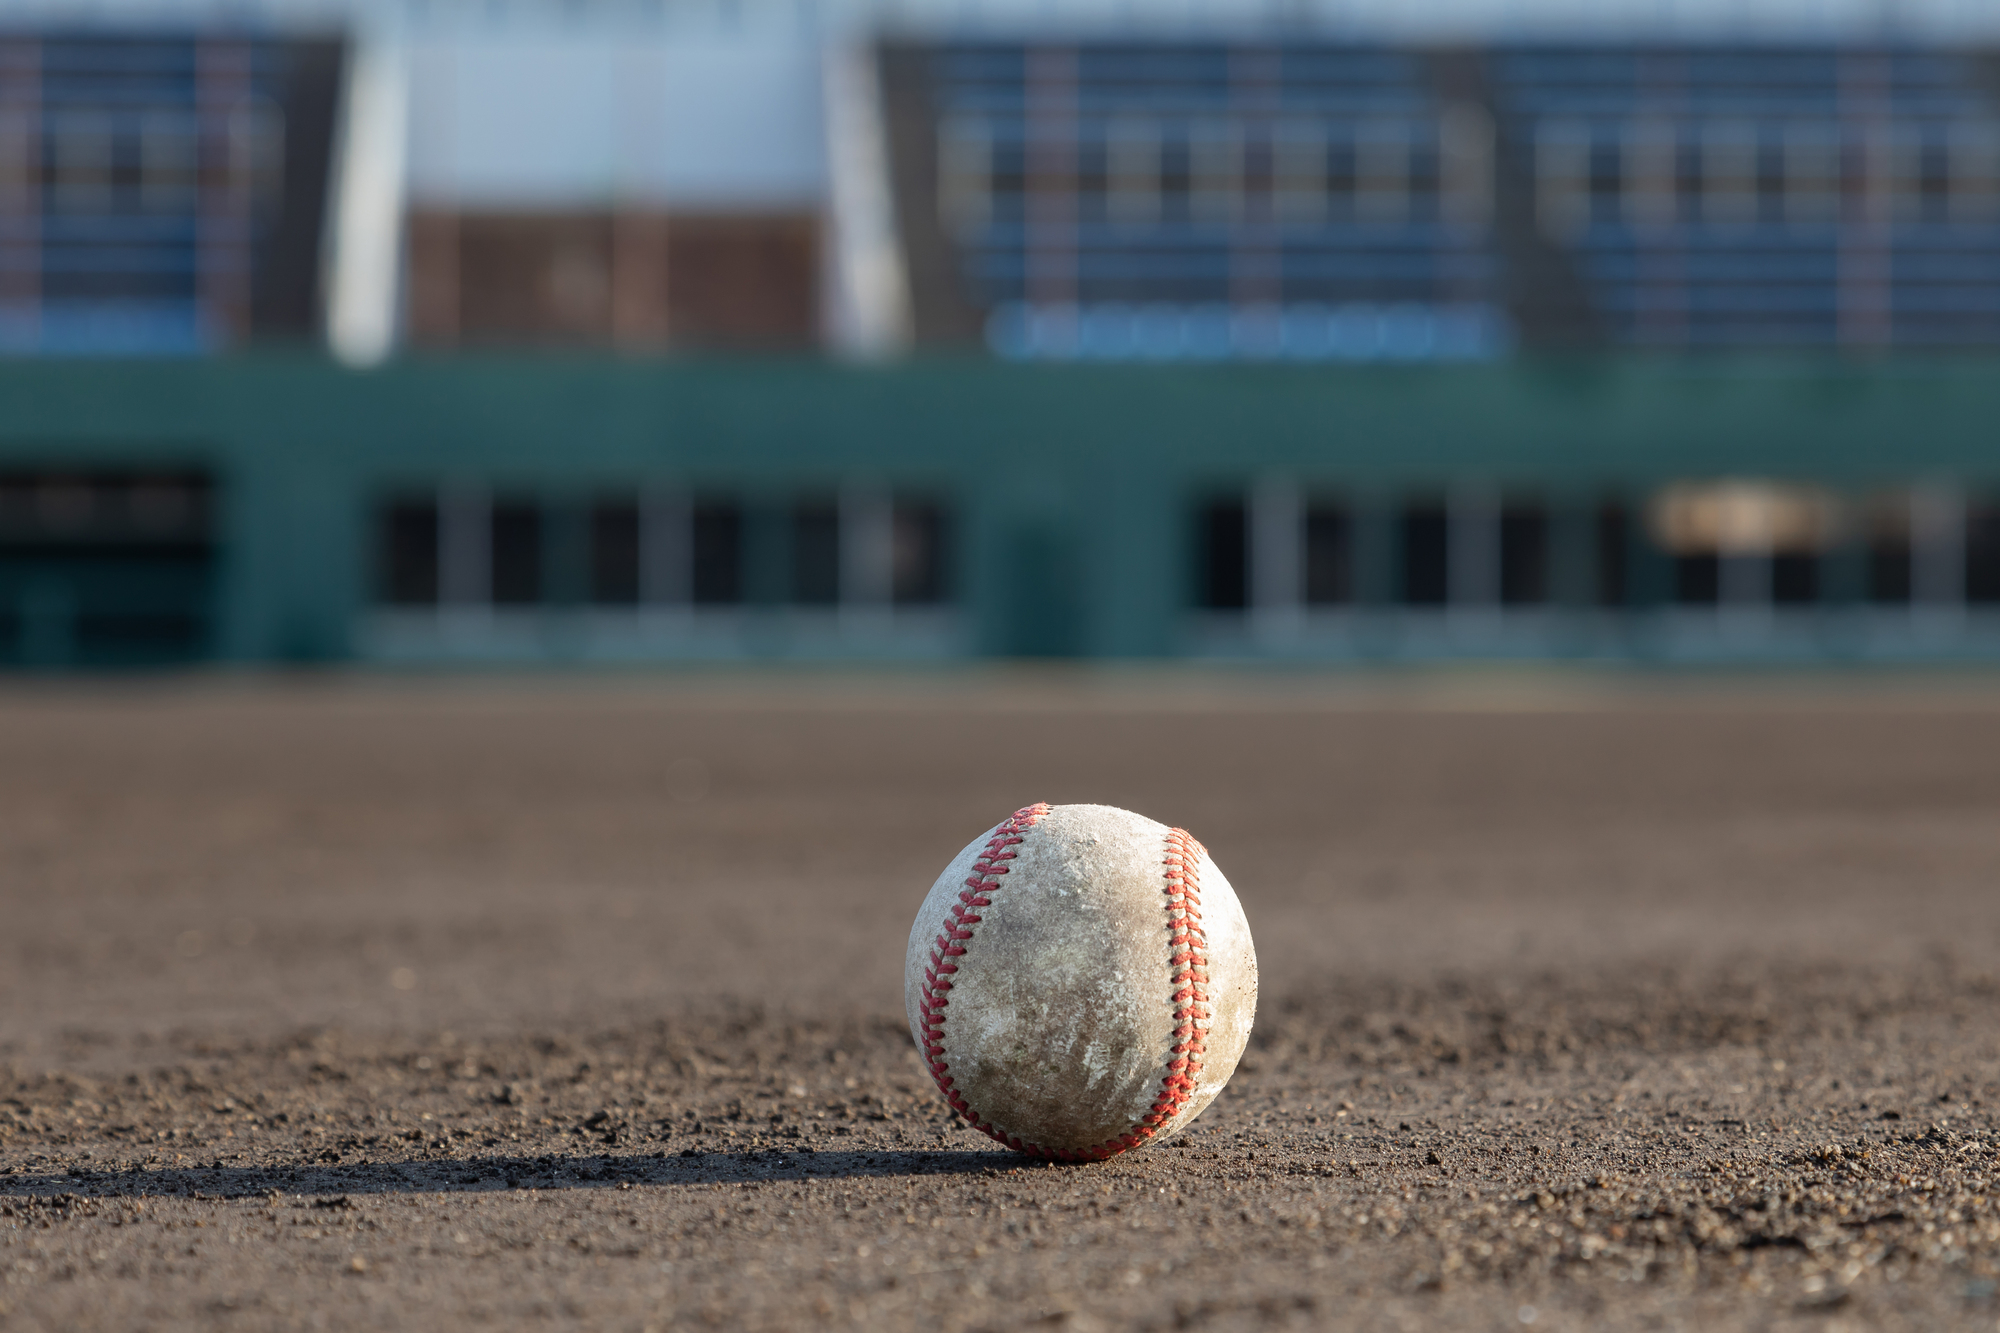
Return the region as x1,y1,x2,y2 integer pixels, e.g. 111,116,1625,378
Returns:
918,803,1053,1154
1045,827,1212,1163
921,811,1214,1165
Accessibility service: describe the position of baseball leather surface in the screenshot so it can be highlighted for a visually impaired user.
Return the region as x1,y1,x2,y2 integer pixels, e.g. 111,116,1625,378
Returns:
906,803,1258,1161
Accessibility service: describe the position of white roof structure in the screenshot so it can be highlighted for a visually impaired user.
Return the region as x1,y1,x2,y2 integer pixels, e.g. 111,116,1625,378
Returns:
403,36,827,209
8,0,2000,40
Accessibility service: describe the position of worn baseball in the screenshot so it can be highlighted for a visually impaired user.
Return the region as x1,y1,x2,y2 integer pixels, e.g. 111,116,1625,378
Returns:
906,803,1257,1161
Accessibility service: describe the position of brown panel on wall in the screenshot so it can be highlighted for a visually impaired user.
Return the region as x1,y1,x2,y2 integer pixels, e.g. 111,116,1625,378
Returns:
456,213,616,345
664,214,820,350
405,211,461,345
612,212,673,348
405,209,820,350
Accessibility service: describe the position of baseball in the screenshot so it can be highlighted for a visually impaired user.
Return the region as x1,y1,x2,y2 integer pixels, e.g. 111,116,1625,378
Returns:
906,802,1258,1161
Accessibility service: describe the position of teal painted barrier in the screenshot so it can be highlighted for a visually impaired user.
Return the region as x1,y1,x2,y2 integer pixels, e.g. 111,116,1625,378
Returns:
0,354,1996,665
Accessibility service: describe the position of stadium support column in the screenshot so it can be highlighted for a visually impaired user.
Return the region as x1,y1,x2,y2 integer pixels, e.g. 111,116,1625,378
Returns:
219,437,354,664
639,489,692,610
543,499,590,615
1546,495,1597,652
1249,476,1302,650
1824,496,1864,644
1719,549,1773,636
1075,459,1169,659
1625,495,1672,627
1424,49,1600,350
982,486,1080,658
1911,481,1966,638
824,44,912,359
1350,493,1397,651
438,483,491,633
326,34,408,368
1718,491,1774,638
743,497,791,645
1448,482,1500,640
877,44,988,347
839,482,893,638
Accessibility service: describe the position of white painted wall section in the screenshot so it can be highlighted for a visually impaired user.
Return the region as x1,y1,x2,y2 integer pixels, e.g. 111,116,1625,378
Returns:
325,36,409,368
821,42,910,359
405,35,826,209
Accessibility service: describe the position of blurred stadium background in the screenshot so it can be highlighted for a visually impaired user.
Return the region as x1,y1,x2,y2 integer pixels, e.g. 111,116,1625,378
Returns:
4,0,2000,668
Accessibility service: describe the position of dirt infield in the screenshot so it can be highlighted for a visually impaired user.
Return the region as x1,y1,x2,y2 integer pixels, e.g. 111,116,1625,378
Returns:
2,671,1998,1332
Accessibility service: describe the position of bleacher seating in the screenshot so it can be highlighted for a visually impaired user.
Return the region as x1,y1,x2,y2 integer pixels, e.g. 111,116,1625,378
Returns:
1490,45,2000,348
917,40,2000,355
0,36,298,355
925,42,1507,360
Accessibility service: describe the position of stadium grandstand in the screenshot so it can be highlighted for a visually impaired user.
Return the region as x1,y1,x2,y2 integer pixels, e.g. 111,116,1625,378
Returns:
3,0,2000,665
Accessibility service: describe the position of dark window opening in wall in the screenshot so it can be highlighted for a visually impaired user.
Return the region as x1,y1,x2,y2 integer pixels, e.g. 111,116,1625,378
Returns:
1773,554,1818,605
379,498,439,606
491,500,542,606
791,500,840,605
72,611,206,657
893,501,949,605
1304,501,1351,605
0,471,215,550
1596,502,1629,606
1868,497,1912,603
1675,555,1720,605
1500,501,1548,605
1198,499,1247,610
0,468,217,665
1400,501,1448,606
1968,502,2000,604
590,499,641,605
692,502,743,605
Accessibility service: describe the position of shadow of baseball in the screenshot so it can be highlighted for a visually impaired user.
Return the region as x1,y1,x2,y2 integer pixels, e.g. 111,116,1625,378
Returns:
0,1147,1053,1202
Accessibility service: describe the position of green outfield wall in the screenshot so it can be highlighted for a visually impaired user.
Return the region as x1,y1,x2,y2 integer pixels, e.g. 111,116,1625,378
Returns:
3,355,1999,666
